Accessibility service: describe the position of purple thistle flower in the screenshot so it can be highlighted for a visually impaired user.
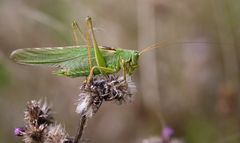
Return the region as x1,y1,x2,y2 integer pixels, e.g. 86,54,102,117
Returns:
161,127,174,142
14,127,25,136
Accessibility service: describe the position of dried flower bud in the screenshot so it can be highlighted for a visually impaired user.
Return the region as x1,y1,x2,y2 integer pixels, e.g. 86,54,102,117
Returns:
45,124,71,143
24,124,47,143
76,75,136,117
15,99,73,143
24,100,53,127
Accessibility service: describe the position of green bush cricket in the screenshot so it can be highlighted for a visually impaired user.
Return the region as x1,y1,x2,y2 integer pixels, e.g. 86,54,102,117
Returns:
10,17,143,82
10,17,218,83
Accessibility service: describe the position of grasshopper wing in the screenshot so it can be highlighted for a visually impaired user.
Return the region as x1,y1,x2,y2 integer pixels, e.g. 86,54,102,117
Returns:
10,46,118,77
10,46,85,64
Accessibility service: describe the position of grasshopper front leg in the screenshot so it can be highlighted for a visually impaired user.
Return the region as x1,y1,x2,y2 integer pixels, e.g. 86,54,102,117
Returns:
87,59,129,83
120,59,127,81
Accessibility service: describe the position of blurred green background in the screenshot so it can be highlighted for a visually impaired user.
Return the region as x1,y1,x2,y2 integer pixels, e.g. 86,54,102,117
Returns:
0,0,239,142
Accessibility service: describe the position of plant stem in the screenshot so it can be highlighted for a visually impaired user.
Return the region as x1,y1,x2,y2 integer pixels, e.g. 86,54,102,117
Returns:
74,115,87,143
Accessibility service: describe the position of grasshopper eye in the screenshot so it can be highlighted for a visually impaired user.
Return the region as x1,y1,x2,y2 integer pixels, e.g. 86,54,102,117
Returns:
131,51,139,66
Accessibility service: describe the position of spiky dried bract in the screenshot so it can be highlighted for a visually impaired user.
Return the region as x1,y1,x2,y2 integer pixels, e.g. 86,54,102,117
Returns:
23,124,47,143
76,92,96,117
21,100,53,143
24,100,54,127
45,124,72,143
76,75,136,117
88,76,136,103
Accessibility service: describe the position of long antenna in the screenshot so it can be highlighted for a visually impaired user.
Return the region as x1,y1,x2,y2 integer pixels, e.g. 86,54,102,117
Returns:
139,41,231,55
139,41,169,55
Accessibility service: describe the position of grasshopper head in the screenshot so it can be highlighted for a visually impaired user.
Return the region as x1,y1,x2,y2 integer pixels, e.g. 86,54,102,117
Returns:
118,49,140,75
127,51,140,75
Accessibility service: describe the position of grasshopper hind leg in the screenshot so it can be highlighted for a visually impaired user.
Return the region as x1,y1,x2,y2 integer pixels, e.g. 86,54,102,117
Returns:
71,20,92,84
85,16,108,84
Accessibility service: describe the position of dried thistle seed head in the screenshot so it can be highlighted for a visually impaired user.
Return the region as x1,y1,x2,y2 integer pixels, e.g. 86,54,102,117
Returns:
15,99,73,143
88,75,136,103
44,124,70,143
23,124,47,143
76,75,136,117
24,100,54,126
19,99,55,143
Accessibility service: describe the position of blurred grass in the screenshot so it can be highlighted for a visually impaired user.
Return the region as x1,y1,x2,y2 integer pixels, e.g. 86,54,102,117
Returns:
0,62,10,89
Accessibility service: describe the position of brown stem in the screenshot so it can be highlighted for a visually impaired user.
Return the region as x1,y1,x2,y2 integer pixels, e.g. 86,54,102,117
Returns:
74,115,88,143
